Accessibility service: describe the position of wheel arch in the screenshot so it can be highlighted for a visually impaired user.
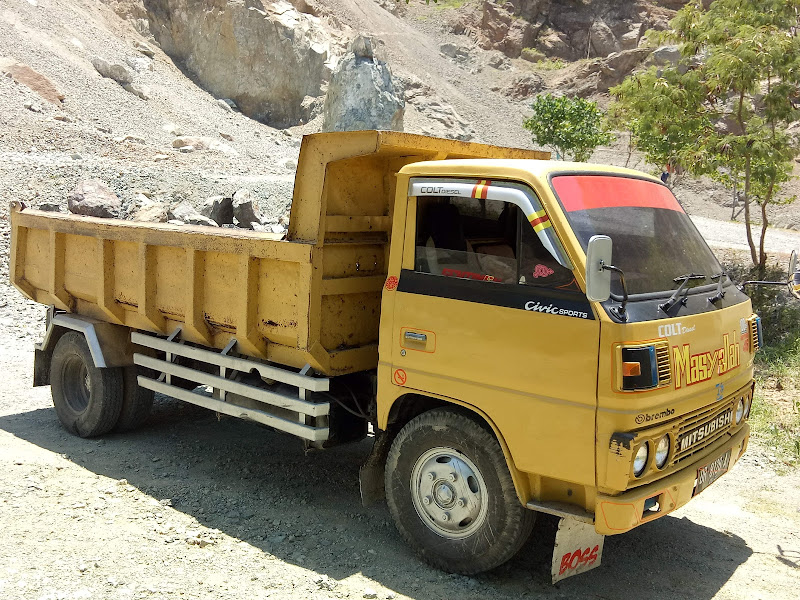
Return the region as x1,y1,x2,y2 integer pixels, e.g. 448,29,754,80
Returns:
385,391,531,505
35,307,133,385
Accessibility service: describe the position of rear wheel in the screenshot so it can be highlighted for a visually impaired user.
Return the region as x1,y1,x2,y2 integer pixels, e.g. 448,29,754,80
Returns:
385,407,535,574
50,332,123,437
114,366,154,432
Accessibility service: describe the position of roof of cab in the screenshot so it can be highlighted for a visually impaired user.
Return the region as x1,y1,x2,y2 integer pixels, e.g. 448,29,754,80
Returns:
399,158,662,184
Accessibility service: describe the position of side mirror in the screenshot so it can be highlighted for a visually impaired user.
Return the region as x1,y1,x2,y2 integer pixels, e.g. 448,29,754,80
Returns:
585,235,613,302
789,250,800,300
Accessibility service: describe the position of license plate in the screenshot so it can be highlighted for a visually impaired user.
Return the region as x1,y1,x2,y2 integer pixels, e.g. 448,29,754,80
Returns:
694,449,731,496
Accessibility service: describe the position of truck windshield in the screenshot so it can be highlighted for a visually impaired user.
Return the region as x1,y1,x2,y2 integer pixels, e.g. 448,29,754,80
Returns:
551,174,722,296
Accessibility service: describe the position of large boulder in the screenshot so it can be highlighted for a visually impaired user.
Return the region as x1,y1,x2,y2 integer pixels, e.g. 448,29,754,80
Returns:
69,180,122,218
144,0,334,127
322,36,404,132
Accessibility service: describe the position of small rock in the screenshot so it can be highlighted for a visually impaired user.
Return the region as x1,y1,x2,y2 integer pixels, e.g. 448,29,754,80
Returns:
91,56,133,84
200,195,234,225
154,154,169,161
222,98,238,110
172,136,232,153
269,223,286,234
217,99,234,113
284,159,296,170
23,100,43,113
69,179,121,218
163,122,183,136
122,82,150,100
177,146,195,153
37,202,61,212
133,40,155,58
125,56,152,73
232,189,262,228
132,200,169,223
184,214,220,227
219,132,233,141
53,114,72,122
363,589,378,599
159,498,173,507
71,153,82,160
97,125,112,134
114,135,146,144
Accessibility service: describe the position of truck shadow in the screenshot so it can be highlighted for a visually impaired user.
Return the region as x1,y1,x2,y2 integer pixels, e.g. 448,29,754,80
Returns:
0,399,753,600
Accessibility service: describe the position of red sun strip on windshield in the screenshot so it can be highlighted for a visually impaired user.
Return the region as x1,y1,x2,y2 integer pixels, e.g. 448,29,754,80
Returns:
552,175,684,213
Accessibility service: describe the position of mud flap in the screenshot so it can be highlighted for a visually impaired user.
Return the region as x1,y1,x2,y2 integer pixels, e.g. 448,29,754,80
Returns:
551,517,605,584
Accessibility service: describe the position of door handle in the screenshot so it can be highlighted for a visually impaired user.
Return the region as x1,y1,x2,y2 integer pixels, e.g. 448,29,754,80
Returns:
404,331,427,342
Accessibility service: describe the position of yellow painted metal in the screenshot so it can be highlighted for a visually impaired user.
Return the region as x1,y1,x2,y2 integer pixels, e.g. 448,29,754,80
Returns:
9,132,547,376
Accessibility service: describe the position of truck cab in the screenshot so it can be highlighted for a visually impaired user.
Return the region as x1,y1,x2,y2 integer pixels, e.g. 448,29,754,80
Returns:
376,159,757,577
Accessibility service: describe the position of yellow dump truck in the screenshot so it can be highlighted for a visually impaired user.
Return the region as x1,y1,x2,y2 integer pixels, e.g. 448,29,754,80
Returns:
10,131,799,581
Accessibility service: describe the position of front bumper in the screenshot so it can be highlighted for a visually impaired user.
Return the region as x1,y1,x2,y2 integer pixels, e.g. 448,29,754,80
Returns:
594,423,749,535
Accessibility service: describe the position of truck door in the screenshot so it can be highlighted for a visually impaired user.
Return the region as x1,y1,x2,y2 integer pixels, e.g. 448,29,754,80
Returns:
387,178,601,487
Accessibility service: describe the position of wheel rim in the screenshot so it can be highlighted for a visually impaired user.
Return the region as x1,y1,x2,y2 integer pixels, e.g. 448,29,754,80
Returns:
410,447,488,539
62,356,91,413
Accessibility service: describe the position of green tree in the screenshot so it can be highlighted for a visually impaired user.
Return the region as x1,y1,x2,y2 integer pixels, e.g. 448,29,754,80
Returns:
610,0,800,269
523,94,613,162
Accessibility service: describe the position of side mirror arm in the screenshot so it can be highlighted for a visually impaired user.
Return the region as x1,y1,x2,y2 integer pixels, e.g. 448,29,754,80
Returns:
601,261,629,322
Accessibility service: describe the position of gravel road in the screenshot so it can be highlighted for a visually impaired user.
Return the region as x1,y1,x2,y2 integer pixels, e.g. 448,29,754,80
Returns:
691,216,800,257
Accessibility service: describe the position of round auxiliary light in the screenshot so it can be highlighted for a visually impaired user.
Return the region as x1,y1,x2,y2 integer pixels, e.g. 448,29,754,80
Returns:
633,443,649,477
655,435,670,469
735,398,745,424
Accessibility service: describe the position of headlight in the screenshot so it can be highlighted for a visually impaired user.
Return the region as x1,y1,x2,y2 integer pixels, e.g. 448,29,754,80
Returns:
655,435,670,469
735,398,745,424
633,443,649,477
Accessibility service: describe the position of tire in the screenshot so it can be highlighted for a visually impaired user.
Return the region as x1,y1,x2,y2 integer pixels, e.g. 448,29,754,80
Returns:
50,332,123,437
385,407,535,575
114,366,154,432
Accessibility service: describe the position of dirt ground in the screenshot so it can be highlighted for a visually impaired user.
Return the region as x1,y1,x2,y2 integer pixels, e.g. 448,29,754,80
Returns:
1,319,800,600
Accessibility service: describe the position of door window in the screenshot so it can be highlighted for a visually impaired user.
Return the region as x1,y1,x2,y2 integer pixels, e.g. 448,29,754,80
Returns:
415,195,575,289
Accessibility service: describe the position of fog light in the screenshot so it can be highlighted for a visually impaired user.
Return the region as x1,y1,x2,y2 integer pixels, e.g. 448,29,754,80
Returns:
633,443,649,477
655,435,670,469
735,398,745,424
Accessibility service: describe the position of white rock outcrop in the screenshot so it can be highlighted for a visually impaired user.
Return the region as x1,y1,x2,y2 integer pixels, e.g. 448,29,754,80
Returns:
322,36,404,132
145,0,334,127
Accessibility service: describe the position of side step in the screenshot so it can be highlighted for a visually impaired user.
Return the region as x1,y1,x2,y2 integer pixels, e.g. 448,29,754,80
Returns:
131,331,330,442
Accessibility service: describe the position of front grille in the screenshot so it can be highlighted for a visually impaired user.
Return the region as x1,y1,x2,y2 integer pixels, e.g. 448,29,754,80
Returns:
671,383,752,466
654,341,671,387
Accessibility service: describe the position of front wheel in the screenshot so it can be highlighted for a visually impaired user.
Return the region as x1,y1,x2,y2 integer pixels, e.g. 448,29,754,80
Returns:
385,407,535,574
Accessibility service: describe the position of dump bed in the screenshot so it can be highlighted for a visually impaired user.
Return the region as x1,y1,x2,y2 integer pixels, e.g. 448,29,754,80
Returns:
10,131,548,375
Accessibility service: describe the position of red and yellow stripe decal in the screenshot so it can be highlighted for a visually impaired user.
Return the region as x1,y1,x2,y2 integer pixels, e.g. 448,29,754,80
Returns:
528,209,552,233
471,179,491,199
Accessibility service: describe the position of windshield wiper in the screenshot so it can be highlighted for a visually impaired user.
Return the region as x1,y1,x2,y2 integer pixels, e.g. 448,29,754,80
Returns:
659,273,706,314
708,271,727,304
